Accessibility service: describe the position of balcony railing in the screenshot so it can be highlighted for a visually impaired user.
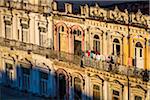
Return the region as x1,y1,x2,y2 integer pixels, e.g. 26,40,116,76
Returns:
0,37,149,81
83,57,145,78
0,1,50,13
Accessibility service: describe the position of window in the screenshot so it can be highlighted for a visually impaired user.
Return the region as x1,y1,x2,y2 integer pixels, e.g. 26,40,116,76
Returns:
113,39,120,56
74,77,82,100
5,63,13,86
39,27,47,46
59,26,64,32
59,74,66,99
93,35,100,53
40,71,48,95
22,67,30,91
22,29,28,42
93,84,100,100
5,21,11,39
135,96,142,100
135,42,143,57
112,90,120,100
135,42,144,69
74,40,81,56
21,24,29,42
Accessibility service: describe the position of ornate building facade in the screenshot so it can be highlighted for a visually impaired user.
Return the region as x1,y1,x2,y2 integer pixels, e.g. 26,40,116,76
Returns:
0,0,150,100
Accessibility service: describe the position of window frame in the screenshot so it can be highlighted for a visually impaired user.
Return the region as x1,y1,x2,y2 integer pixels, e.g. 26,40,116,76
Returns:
113,38,120,56
5,21,12,39
93,84,101,100
93,35,100,53
74,77,82,100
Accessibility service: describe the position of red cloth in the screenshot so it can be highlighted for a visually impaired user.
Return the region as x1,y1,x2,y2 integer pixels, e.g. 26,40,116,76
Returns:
87,50,90,57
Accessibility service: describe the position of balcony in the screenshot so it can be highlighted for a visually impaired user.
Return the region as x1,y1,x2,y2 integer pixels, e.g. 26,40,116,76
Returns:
0,37,149,82
0,1,50,13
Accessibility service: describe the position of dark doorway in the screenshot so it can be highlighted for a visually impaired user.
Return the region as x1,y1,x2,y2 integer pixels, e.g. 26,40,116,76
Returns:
74,40,81,56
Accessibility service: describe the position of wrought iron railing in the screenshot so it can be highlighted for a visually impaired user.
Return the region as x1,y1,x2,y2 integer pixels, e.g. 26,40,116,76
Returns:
0,37,149,81
0,1,50,13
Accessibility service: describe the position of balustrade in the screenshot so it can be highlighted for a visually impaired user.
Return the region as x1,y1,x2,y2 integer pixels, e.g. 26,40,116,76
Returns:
0,37,149,81
0,1,50,13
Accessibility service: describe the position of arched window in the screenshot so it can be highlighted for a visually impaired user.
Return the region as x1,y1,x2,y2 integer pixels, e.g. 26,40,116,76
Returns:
74,77,82,99
135,95,142,100
135,42,144,69
73,29,82,55
113,38,120,56
93,35,100,53
59,26,64,32
93,84,100,100
135,42,143,57
59,74,66,99
58,25,65,52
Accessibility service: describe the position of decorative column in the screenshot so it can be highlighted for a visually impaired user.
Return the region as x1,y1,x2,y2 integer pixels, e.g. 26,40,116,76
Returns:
84,72,91,100
103,78,109,100
29,13,35,44
103,31,107,55
129,35,133,58
123,35,129,66
123,83,129,100
35,16,40,45
12,12,18,40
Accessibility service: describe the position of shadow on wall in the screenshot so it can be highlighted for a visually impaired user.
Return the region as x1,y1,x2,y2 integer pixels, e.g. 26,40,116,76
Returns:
0,66,94,100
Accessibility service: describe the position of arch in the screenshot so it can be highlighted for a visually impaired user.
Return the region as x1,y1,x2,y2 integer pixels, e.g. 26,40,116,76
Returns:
135,42,143,48
72,72,84,81
94,35,100,39
55,22,69,52
56,68,69,99
55,22,69,33
71,25,84,34
113,38,120,43
56,68,69,78
71,25,84,54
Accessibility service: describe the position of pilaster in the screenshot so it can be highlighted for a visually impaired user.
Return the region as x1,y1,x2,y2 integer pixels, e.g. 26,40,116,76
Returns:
123,35,129,66
103,78,109,100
